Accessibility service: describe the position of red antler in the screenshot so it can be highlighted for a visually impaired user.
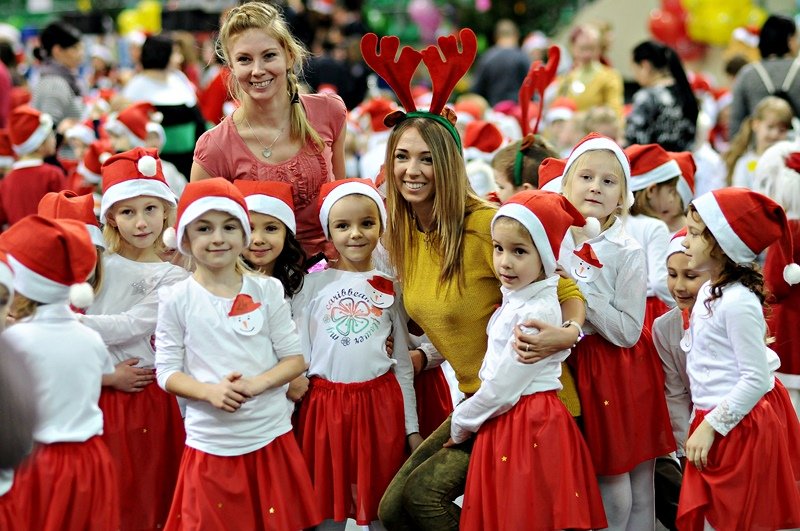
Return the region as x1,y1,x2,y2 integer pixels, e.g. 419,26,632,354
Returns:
519,45,561,135
360,33,423,114
420,28,478,115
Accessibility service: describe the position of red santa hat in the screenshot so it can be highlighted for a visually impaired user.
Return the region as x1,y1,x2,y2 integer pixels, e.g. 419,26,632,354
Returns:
233,180,297,235
564,133,633,208
667,227,688,259
670,151,696,208
0,250,14,299
78,139,114,185
99,147,176,222
494,190,598,276
360,98,398,133
463,120,504,161
105,101,163,146
38,190,105,250
453,100,484,122
573,243,603,269
625,144,682,192
164,177,251,255
0,129,14,168
317,178,387,240
64,123,96,146
692,188,800,284
544,96,577,125
9,105,54,156
0,215,96,307
538,157,566,193
367,274,394,296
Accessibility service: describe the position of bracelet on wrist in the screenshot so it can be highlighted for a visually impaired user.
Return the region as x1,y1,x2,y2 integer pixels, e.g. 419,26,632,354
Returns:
562,320,585,347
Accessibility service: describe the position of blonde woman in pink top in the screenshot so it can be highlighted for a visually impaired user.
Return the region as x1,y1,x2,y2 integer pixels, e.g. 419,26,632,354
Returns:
191,2,346,258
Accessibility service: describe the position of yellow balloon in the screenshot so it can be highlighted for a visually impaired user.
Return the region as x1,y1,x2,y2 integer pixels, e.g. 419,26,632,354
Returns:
746,6,768,28
117,9,142,37
137,0,162,34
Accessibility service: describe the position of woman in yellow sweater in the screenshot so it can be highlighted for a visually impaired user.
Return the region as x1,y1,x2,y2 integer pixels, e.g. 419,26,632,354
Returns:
377,114,587,530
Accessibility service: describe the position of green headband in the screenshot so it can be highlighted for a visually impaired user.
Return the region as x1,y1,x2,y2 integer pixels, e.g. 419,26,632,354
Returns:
403,111,462,152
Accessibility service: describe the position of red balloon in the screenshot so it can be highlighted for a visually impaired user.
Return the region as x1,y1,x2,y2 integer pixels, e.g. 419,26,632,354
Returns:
661,0,686,16
649,8,684,45
674,37,707,62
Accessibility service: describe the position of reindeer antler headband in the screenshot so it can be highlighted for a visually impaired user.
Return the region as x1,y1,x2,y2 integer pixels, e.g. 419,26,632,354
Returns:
513,46,560,186
360,29,478,151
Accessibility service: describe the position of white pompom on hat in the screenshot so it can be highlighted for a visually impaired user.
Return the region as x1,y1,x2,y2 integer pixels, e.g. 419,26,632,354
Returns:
233,180,297,235
0,215,97,307
167,177,252,255
563,132,634,208
493,189,594,276
317,178,387,240
99,147,176,223
692,188,800,285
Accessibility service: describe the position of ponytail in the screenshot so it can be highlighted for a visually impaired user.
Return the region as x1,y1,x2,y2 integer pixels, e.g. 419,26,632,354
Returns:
664,46,699,125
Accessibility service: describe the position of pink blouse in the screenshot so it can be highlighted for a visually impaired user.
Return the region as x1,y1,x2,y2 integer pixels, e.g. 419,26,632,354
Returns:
194,93,346,257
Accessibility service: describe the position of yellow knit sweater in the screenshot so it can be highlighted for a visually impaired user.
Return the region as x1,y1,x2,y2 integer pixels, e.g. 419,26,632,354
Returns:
402,206,584,406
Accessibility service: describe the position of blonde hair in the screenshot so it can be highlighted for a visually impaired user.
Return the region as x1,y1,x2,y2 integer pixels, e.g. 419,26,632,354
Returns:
383,117,495,286
724,96,792,185
102,198,176,255
629,177,679,218
10,294,41,320
90,247,105,295
561,149,627,231
216,1,324,152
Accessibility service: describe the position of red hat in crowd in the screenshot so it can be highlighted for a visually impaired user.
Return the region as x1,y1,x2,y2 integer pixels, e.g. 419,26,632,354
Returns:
38,190,105,250
9,105,53,156
234,180,296,235
670,151,696,208
78,139,114,185
99,147,176,222
538,157,566,192
625,144,682,192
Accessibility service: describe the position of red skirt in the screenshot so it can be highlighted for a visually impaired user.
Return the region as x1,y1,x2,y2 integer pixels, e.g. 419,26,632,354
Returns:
569,330,676,475
14,436,120,531
677,399,800,531
0,486,20,531
645,296,670,333
764,379,800,481
415,366,453,439
296,371,406,524
460,392,608,531
164,433,320,531
99,382,185,531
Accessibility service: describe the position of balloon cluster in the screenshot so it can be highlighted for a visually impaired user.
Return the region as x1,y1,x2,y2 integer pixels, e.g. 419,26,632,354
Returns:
684,0,767,46
648,0,706,61
117,0,162,37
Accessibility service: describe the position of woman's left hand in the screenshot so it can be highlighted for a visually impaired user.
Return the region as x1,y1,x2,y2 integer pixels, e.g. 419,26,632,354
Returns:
685,420,716,471
513,320,579,363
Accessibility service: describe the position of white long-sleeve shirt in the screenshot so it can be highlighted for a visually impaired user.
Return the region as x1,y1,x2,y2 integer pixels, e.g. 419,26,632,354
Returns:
0,304,114,444
291,268,419,435
450,276,565,444
686,281,779,436
624,214,674,307
652,307,692,455
560,218,647,348
155,274,301,456
82,253,189,367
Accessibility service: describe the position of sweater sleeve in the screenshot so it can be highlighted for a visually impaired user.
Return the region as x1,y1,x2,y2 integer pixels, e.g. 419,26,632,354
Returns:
556,276,585,303
389,302,420,434
155,285,185,390
263,278,302,359
652,314,691,456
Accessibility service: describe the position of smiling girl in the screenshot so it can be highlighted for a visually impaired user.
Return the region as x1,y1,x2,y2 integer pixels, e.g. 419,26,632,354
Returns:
292,178,418,529
558,133,675,530
155,178,318,531
192,1,347,259
80,147,189,531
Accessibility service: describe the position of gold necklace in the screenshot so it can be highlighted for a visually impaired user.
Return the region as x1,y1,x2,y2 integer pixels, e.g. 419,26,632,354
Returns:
242,113,285,159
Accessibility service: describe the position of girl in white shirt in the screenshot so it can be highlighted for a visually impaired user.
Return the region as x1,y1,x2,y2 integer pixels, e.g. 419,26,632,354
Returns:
155,178,319,531
0,216,118,531
558,133,675,530
291,179,419,529
677,188,800,530
80,147,189,531
448,190,607,531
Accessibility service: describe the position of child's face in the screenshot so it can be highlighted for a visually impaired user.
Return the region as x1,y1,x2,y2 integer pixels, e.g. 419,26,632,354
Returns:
492,219,543,290
648,182,682,221
243,212,286,272
493,168,519,204
667,252,709,310
683,211,717,272
565,151,623,224
41,132,57,157
327,194,381,272
392,127,436,211
109,131,132,153
108,196,166,254
68,138,88,160
186,210,246,271
753,111,789,153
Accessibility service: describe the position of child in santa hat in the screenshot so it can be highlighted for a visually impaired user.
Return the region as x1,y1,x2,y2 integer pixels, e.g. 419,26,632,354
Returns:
155,178,319,531
678,188,800,530
0,106,67,226
556,133,675,529
0,215,119,530
291,178,419,528
447,189,607,531
79,147,189,531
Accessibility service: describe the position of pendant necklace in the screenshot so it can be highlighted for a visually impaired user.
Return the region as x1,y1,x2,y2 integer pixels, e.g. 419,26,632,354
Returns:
243,113,285,159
